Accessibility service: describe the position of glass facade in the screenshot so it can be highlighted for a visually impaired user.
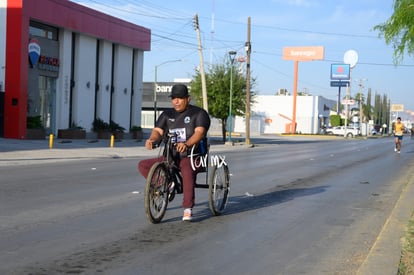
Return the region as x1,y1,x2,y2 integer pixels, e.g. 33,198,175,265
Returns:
28,21,59,135
29,21,58,40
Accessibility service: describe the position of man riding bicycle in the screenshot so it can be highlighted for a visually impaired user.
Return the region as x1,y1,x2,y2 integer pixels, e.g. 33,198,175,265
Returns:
138,84,210,221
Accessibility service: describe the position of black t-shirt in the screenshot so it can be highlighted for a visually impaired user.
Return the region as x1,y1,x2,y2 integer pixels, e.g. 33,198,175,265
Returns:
156,105,210,156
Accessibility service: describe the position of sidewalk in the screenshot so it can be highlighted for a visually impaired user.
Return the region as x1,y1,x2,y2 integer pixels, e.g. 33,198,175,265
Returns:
0,138,146,166
0,137,246,166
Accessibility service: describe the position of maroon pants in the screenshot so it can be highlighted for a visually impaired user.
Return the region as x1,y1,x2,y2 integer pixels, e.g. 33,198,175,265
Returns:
138,156,197,209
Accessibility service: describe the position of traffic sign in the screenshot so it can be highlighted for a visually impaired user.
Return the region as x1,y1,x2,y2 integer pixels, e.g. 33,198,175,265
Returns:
330,81,349,87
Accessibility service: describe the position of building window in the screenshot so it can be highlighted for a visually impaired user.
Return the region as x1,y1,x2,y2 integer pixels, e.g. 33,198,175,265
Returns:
29,21,58,40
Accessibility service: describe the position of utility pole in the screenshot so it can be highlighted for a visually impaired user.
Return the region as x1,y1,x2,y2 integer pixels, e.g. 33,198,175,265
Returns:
344,81,350,137
356,78,367,135
226,51,237,145
245,17,251,145
194,14,208,112
358,83,363,133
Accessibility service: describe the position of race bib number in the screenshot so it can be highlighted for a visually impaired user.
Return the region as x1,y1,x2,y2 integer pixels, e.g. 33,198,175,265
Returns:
170,128,186,142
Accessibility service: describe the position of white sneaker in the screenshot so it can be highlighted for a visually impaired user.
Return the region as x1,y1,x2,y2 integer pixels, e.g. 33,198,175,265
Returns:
182,208,192,221
168,182,175,193
394,147,397,152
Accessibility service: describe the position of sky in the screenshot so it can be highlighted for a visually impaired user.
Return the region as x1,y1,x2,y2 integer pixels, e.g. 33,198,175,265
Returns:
71,0,414,120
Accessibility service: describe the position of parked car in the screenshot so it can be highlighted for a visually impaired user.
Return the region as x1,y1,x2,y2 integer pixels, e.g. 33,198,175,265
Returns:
325,126,342,135
326,126,360,138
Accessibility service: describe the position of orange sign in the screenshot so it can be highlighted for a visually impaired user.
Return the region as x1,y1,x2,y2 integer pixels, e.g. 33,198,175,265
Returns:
283,46,325,61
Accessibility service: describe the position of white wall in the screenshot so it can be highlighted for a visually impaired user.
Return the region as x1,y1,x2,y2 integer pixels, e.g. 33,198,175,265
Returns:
0,1,6,92
73,34,97,130
56,29,72,130
234,95,335,134
53,35,146,134
96,40,112,123
131,50,144,128
111,44,132,131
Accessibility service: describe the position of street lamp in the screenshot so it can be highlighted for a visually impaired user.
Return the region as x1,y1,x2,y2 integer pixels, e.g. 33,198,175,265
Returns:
154,59,181,126
226,50,237,145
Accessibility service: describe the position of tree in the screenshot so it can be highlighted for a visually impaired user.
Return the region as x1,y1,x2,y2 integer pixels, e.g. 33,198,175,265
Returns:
364,88,373,122
354,91,365,121
191,61,256,141
373,93,382,125
382,95,390,129
372,92,391,132
374,0,414,63
329,114,342,126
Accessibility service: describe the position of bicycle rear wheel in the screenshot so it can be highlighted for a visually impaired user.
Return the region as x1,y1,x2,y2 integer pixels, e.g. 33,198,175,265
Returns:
208,164,230,216
144,162,169,223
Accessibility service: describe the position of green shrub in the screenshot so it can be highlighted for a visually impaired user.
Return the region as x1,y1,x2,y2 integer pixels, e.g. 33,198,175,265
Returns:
92,118,109,132
27,116,43,129
130,125,142,131
109,120,125,133
329,114,342,126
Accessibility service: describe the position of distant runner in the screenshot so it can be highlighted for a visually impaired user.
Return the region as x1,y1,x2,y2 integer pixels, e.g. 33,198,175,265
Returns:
393,117,405,153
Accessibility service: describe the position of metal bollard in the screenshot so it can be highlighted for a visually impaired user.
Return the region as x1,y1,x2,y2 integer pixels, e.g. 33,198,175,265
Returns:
110,134,115,148
49,134,54,149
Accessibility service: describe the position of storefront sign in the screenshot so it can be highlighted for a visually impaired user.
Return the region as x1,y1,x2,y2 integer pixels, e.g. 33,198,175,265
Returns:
38,55,60,72
155,84,174,93
282,46,324,61
330,81,349,87
331,64,350,80
342,99,355,105
391,104,404,112
28,38,41,66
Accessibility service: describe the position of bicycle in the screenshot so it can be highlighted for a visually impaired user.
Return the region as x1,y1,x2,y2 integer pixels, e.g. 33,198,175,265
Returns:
144,133,230,223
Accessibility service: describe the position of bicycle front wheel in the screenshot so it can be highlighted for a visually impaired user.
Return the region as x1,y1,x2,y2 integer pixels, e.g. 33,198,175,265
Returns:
209,163,230,216
144,162,169,223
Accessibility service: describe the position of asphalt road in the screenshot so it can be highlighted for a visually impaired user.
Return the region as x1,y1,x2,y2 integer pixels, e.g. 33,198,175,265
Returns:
1,136,413,274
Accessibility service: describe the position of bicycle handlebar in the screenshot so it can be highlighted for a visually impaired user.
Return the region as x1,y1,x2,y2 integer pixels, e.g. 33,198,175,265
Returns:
151,132,179,149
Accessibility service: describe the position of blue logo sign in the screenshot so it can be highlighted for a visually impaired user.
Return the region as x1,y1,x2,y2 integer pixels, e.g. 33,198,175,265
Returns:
331,64,350,80
28,38,41,66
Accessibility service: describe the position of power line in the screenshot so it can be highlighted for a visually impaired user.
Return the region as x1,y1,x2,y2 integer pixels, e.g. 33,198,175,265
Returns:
71,0,381,51
254,50,414,67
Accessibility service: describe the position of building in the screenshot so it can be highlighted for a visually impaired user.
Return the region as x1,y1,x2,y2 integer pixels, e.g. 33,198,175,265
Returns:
141,81,192,128
140,81,336,136
0,0,151,139
234,95,336,135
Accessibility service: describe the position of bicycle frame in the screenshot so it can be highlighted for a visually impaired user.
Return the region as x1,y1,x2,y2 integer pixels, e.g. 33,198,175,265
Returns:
155,133,209,190
144,133,230,223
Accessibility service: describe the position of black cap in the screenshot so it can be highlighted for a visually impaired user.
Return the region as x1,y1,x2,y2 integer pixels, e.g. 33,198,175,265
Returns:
170,84,189,98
